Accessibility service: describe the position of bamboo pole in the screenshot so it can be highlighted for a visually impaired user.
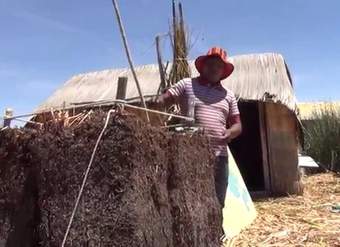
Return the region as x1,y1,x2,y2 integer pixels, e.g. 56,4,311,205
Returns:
111,0,150,122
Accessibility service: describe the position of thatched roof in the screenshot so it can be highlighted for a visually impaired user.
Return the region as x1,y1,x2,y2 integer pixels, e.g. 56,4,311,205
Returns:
35,53,297,113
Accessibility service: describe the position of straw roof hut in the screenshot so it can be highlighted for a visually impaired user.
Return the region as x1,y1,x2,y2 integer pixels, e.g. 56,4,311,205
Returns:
35,53,297,113
35,53,302,197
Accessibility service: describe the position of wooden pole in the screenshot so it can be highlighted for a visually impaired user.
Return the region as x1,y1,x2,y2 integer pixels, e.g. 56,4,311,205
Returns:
179,2,185,37
164,61,170,88
178,2,187,56
172,0,177,82
116,77,128,100
155,35,166,94
111,0,150,122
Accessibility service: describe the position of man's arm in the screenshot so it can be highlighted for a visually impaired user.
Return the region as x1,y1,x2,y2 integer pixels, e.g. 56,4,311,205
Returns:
157,79,186,107
223,115,242,142
157,91,175,107
223,91,242,142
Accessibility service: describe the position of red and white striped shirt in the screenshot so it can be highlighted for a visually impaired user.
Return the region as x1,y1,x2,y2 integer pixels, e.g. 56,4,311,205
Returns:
168,77,240,156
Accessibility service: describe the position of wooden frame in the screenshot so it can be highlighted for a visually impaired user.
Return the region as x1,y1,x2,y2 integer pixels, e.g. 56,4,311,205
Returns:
264,102,301,196
258,102,271,195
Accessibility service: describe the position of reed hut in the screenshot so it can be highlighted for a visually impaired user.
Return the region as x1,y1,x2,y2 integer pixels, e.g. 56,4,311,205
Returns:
35,53,302,197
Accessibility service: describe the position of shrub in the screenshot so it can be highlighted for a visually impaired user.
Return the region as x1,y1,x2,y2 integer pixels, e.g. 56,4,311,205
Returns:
304,103,340,172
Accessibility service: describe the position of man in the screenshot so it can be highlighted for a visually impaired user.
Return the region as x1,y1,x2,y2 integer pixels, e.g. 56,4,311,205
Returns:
158,47,242,209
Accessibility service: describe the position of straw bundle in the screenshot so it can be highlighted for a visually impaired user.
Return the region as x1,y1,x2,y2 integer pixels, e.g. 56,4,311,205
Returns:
168,1,191,87
226,173,340,246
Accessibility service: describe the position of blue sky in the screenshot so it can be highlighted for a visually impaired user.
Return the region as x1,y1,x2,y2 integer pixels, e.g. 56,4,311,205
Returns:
1,0,339,116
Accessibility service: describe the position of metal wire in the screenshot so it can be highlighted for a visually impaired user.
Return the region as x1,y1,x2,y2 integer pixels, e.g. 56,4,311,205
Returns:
10,100,192,123
61,109,115,247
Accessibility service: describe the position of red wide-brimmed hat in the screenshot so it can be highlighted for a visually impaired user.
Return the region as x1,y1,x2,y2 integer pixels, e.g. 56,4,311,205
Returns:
195,47,234,80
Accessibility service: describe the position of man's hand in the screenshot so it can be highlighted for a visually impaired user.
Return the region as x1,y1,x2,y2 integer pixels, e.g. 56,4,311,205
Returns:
222,129,233,143
222,121,242,143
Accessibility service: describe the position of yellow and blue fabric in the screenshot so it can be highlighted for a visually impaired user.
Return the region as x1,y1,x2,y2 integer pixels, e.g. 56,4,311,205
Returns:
222,148,257,238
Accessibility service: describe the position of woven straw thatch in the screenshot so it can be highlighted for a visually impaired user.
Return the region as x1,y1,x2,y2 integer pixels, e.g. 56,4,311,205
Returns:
35,53,297,113
298,101,340,120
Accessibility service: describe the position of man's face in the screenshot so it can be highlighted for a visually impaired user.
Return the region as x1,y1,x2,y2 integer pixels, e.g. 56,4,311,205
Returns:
202,56,224,83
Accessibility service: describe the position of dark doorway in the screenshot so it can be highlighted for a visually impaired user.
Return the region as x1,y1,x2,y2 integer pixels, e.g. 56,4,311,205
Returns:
229,101,265,191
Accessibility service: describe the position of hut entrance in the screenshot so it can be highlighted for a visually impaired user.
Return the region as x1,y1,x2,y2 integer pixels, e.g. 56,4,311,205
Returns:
229,101,266,192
